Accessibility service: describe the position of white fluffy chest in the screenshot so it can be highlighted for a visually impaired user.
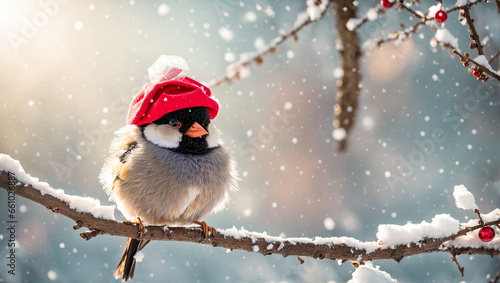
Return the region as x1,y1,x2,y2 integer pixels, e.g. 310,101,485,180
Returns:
171,187,200,218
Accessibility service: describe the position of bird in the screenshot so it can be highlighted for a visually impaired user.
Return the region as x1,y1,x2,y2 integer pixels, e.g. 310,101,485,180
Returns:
99,56,237,281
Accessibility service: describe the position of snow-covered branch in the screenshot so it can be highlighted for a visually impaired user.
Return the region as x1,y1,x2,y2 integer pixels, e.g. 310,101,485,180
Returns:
1,154,499,277
363,1,500,83
208,0,333,88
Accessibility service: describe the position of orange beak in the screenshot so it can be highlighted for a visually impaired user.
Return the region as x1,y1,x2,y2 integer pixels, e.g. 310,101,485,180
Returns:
185,122,208,138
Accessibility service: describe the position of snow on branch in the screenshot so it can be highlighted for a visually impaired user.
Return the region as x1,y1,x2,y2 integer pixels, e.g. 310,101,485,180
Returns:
363,1,500,83
1,153,499,277
208,1,498,152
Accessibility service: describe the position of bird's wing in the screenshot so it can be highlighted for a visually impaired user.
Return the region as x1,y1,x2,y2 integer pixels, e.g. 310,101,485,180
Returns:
109,139,138,195
100,127,140,197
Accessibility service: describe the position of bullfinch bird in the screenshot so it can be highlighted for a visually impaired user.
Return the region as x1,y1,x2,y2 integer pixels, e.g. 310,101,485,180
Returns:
99,56,237,281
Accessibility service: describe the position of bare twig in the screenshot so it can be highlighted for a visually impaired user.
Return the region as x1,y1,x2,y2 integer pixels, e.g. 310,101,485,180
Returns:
462,7,484,55
474,208,485,225
451,255,465,277
489,50,500,64
451,49,500,81
399,3,425,19
367,20,426,52
349,6,386,31
1,168,499,268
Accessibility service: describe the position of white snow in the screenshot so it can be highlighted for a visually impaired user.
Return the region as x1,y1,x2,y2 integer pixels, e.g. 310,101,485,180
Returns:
333,67,344,79
453,185,478,210
346,18,363,31
473,55,497,74
434,28,460,52
454,0,468,6
377,214,460,246
366,8,378,21
323,217,336,230
444,209,500,250
74,21,83,31
47,270,58,281
306,0,329,21
220,226,379,253
224,51,235,62
253,37,266,51
134,251,145,262
428,4,441,18
218,27,234,42
347,262,397,283
347,7,379,31
243,11,257,22
294,11,310,29
332,128,347,141
0,154,115,220
157,4,170,16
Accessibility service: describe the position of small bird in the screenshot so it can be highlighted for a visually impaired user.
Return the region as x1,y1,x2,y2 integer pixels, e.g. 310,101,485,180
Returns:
99,56,237,281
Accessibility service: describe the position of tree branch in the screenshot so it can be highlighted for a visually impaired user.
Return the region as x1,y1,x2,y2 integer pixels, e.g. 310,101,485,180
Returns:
332,0,361,152
489,50,500,64
1,168,499,269
462,6,484,55
448,47,500,82
208,1,333,88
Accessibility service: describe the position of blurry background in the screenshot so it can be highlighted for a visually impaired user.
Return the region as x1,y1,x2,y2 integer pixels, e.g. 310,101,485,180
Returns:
0,1,499,282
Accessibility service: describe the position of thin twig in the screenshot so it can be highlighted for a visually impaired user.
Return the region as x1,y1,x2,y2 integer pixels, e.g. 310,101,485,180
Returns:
474,209,485,225
367,3,482,52
451,255,465,277
451,49,500,81
350,6,386,31
489,50,500,64
400,3,425,19
208,1,333,88
489,271,500,283
462,6,484,55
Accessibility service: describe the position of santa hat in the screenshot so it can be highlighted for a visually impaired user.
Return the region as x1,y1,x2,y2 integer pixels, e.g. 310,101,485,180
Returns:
126,55,219,126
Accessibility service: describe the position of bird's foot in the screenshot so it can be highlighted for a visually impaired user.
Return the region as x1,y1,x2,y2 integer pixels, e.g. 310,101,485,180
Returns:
136,217,145,238
194,220,216,238
124,217,145,238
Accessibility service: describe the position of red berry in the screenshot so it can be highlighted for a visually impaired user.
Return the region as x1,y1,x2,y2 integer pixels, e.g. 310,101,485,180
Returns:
473,70,481,77
381,0,394,9
478,226,495,242
435,10,448,23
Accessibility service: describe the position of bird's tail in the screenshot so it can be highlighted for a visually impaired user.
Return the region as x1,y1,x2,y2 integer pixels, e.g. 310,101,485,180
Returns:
114,238,150,281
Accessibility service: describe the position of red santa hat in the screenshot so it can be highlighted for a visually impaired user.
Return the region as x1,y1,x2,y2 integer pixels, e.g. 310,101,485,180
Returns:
126,55,219,126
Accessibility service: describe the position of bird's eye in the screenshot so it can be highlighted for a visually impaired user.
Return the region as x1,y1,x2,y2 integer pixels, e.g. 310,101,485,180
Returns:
169,119,181,129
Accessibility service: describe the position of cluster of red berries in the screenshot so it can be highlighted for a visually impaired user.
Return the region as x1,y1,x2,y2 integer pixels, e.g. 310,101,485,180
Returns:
380,1,448,24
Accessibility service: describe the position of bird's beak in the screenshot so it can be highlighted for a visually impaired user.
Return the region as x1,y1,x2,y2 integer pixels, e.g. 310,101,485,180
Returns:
185,122,208,138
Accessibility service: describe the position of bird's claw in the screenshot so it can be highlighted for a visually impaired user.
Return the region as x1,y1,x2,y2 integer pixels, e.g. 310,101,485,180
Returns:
136,217,145,238
194,220,216,238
